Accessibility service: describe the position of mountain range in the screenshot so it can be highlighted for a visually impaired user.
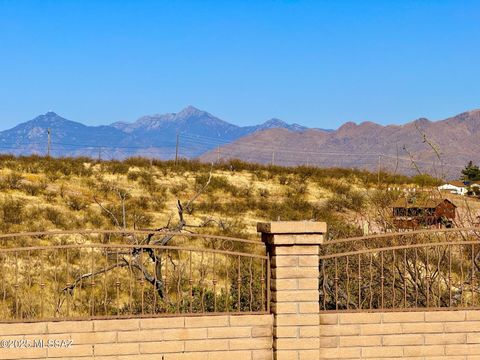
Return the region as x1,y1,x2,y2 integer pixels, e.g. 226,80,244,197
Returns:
1,106,479,178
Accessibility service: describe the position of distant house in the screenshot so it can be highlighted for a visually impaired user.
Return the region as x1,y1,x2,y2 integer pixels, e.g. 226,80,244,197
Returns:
438,181,468,196
392,198,456,229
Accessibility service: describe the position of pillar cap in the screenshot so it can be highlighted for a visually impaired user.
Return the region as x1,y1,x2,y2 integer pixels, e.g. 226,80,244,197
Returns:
257,221,327,235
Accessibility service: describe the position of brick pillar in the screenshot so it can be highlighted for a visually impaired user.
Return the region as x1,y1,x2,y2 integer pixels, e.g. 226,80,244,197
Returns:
258,221,325,360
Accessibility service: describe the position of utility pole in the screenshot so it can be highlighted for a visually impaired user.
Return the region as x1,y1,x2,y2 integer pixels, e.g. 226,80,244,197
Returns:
98,147,102,161
217,145,220,163
271,151,275,166
175,133,179,166
377,154,381,184
47,128,51,157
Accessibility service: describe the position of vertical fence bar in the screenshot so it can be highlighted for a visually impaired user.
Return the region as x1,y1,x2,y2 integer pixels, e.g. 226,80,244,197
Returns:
426,249,430,308
357,253,361,309
237,255,241,312
403,249,407,308
65,249,70,318
449,244,452,307
334,257,338,310
189,250,193,313
369,253,373,309
40,251,45,319
414,248,418,307
380,251,384,309
14,251,19,319
392,250,396,308
346,256,350,310
249,257,253,312
116,248,120,316
322,260,326,310
213,252,217,312
90,246,95,317
472,244,475,307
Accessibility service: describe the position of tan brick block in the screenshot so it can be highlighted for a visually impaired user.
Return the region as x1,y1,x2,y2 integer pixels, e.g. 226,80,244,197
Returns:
274,325,297,338
360,323,402,335
339,335,382,347
70,331,116,344
272,290,318,302
184,339,229,352
403,322,444,333
272,303,297,314
426,333,466,345
209,350,252,360
276,314,318,326
320,336,337,347
274,350,298,360
299,326,319,338
425,311,466,322
446,344,480,355
299,302,319,314
298,256,319,267
230,314,272,326
319,347,361,359
117,329,163,342
252,349,274,360
320,324,360,336
298,278,318,290
467,333,480,343
139,340,184,354
140,316,185,329
362,346,403,358
272,256,298,267
94,342,138,356
93,318,139,332
466,311,480,321
446,322,480,332
319,314,338,325
252,326,272,337
169,353,209,360
0,347,47,359
47,344,93,358
275,338,318,350
47,320,93,334
163,328,207,340
271,279,297,291
208,326,251,338
299,349,320,360
382,334,424,345
382,311,425,323
339,312,381,324
185,315,229,328
404,345,445,356
230,337,272,350
272,267,318,279
0,322,47,335
272,245,319,256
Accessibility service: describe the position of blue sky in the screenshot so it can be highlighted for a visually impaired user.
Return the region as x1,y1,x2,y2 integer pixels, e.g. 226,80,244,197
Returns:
0,0,479,130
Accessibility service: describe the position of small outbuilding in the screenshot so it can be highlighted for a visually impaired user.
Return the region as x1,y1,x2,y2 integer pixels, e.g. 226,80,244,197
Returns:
392,198,456,229
438,181,468,196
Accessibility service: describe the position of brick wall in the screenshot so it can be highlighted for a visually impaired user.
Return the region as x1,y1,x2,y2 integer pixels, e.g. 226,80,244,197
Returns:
0,314,273,359
320,310,480,359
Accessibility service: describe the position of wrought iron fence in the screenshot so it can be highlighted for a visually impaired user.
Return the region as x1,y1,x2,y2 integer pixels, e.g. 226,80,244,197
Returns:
319,228,480,311
0,231,269,322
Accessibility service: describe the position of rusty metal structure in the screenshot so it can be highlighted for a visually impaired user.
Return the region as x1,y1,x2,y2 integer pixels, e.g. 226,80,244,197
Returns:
319,228,480,312
0,230,269,322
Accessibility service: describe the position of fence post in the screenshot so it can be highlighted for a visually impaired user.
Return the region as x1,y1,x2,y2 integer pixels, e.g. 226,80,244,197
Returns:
258,221,326,360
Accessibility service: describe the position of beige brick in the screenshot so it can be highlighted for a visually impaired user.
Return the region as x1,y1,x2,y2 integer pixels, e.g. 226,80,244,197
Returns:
319,347,361,359
320,336,337,347
0,347,47,359
184,339,229,352
272,267,318,279
140,316,185,329
272,302,297,314
466,311,480,321
230,314,272,326
274,325,297,338
382,334,424,345
47,320,93,334
94,342,138,356
93,318,139,332
446,344,480,355
70,331,116,344
382,311,425,323
139,340,184,354
272,290,318,302
274,350,298,360
276,314,318,326
163,328,207,340
426,333,466,345
362,345,403,358
339,335,382,347
209,350,252,360
272,256,298,267
271,279,297,291
425,311,466,322
208,326,251,338
339,312,381,324
299,302,319,314
117,329,163,342
446,322,480,333
252,326,272,337
47,344,93,358
467,333,480,344
298,278,319,290
360,323,402,335
319,314,338,325
403,345,445,356
185,315,229,328
403,322,444,333
299,326,319,338
0,322,47,335
320,324,360,336
252,349,274,360
298,256,319,267
275,338,318,350
272,245,319,256
230,337,272,350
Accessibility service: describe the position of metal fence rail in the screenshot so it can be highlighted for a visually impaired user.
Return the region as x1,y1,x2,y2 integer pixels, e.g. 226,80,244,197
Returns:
0,231,269,322
319,228,480,312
